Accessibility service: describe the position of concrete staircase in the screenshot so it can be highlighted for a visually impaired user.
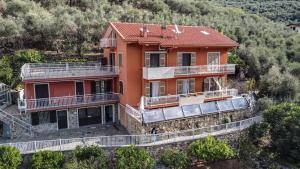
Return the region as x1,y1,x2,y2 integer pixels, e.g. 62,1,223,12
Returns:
0,108,33,138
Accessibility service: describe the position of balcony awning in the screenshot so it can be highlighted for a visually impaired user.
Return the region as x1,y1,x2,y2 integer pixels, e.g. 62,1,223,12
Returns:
142,97,250,123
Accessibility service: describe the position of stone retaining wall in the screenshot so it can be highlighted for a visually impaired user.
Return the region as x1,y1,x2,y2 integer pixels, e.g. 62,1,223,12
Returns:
122,107,254,135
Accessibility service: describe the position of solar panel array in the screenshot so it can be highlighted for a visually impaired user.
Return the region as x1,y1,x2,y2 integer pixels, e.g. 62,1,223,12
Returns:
142,97,249,123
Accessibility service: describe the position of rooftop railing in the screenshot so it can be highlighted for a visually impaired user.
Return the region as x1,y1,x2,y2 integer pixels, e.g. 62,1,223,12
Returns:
144,89,238,108
18,93,119,112
143,64,236,80
21,63,119,81
100,38,116,48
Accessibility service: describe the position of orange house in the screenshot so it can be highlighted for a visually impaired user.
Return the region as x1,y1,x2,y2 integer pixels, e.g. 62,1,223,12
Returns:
101,22,237,105
19,22,241,132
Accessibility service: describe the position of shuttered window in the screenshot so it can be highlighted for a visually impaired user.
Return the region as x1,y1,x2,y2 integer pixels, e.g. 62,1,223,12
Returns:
145,52,167,67
145,81,165,97
177,52,196,66
177,78,195,94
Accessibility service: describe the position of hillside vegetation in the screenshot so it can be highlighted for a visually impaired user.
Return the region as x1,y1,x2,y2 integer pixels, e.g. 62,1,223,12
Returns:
212,0,300,24
0,0,299,101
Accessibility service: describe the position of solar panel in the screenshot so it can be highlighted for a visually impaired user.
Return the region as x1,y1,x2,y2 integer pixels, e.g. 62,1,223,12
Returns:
143,109,164,123
232,98,249,109
217,100,234,112
163,107,184,120
182,104,202,117
200,102,219,114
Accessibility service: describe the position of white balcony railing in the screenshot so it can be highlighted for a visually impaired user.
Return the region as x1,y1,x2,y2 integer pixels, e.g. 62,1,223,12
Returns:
18,93,119,112
143,64,236,80
144,89,238,108
100,38,116,48
21,63,119,81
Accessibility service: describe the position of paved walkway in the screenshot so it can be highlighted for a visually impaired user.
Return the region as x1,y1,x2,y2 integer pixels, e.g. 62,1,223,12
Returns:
0,123,129,143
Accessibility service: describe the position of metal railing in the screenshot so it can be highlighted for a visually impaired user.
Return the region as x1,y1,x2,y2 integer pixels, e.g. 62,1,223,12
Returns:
0,109,33,136
0,116,261,154
21,63,119,80
143,64,236,80
100,38,116,48
144,89,238,108
18,93,119,112
125,104,142,122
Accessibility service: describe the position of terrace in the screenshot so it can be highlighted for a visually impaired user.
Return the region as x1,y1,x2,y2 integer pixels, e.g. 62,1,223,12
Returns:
143,64,236,80
21,62,119,81
18,93,119,113
100,38,116,48
143,89,238,109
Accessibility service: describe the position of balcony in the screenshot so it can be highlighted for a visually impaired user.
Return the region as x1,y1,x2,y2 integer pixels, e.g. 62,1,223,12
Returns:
21,63,119,81
143,89,238,109
143,64,235,80
100,38,116,48
18,93,119,112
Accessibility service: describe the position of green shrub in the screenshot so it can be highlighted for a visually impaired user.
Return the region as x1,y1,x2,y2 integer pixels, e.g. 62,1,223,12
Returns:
71,145,108,169
115,145,155,169
160,149,190,169
64,156,106,169
188,136,235,162
0,146,22,169
30,150,64,169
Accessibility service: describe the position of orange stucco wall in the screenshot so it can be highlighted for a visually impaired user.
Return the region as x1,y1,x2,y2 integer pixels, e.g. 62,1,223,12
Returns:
24,79,118,99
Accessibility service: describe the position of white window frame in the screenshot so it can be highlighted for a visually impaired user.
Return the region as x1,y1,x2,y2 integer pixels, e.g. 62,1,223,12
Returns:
207,52,221,65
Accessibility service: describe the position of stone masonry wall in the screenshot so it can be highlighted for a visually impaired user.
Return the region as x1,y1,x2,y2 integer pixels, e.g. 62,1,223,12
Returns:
68,108,79,129
125,108,253,134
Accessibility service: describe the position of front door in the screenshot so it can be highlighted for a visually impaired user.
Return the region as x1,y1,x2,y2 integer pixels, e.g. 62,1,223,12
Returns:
76,82,84,102
35,84,49,107
57,110,68,129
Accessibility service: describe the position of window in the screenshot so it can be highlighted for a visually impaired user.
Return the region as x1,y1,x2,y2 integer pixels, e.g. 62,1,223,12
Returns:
177,52,196,66
119,81,123,94
177,79,195,94
118,53,122,66
203,77,225,91
207,52,220,65
145,81,165,97
144,52,166,67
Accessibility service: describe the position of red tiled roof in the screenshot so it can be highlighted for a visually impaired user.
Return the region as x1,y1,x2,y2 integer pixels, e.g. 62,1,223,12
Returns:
109,22,239,47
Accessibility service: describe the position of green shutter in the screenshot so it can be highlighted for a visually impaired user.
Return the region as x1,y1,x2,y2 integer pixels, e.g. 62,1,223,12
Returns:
204,78,209,91
177,80,183,94
145,82,150,97
145,53,150,67
159,81,165,96
191,52,196,66
177,52,182,66
159,53,166,67
189,78,195,93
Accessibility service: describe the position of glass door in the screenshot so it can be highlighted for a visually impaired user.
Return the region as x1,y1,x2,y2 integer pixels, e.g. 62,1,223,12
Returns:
104,105,113,124
57,110,68,129
35,84,49,108
76,81,84,103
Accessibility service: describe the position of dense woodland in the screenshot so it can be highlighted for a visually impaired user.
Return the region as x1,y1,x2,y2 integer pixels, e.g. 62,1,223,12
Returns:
0,0,299,168
213,0,300,24
1,0,299,101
